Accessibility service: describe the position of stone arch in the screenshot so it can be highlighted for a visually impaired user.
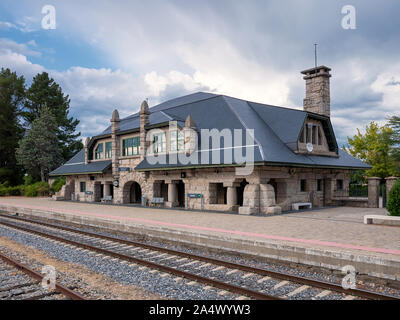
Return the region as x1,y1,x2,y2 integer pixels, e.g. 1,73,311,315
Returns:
118,171,149,204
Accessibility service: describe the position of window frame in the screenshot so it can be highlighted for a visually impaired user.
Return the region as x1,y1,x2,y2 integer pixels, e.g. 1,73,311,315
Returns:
122,137,140,157
80,181,86,193
153,132,166,154
169,130,184,152
105,141,112,159
94,143,104,160
300,179,307,192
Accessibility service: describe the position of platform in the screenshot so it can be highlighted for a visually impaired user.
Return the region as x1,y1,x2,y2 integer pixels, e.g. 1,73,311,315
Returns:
0,197,399,281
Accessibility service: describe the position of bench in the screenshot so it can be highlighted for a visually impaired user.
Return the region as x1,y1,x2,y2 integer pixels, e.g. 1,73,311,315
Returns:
101,195,113,203
291,202,312,210
364,215,400,226
151,197,164,206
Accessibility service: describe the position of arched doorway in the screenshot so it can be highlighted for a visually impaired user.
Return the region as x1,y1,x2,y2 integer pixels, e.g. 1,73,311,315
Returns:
130,182,142,203
122,181,142,204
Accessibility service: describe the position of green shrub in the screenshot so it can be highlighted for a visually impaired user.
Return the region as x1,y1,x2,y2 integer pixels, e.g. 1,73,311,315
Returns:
51,177,66,193
24,182,50,197
387,180,400,216
0,181,50,197
23,174,34,186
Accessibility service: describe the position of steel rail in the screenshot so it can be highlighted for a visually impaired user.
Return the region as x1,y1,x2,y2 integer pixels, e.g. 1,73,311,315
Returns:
0,219,279,300
0,213,397,300
0,250,86,300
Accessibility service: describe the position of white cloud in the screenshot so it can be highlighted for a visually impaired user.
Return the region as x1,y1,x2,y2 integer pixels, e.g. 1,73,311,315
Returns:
0,38,41,57
0,21,17,30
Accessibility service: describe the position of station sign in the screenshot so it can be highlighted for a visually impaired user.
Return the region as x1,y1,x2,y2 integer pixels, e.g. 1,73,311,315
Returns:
118,167,131,172
85,191,93,195
187,193,202,198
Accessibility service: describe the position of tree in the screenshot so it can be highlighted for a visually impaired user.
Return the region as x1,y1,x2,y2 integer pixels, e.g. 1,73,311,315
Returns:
388,116,400,175
346,121,395,179
17,105,62,182
386,180,400,216
22,72,82,161
0,68,25,184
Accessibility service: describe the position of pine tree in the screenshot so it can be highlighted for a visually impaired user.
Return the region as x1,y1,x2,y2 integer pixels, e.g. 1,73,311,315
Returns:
17,104,62,182
23,72,82,161
0,68,25,184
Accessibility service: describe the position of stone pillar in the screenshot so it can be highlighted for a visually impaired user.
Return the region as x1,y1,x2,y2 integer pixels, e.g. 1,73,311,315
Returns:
238,184,259,215
368,177,380,208
104,183,112,196
84,137,90,164
139,100,150,160
226,187,237,206
386,177,399,201
111,109,120,179
167,183,178,207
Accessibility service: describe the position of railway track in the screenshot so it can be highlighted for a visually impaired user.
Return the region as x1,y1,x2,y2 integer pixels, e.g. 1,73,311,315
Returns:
0,250,86,300
0,213,398,300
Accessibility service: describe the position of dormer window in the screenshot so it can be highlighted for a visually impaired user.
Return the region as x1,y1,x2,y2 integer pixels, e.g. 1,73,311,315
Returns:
122,137,140,156
300,122,323,146
318,127,322,145
95,143,103,159
105,142,112,159
153,132,166,153
170,130,184,152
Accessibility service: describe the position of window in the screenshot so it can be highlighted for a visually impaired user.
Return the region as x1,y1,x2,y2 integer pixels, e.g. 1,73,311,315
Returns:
306,125,310,143
80,181,86,192
122,137,140,156
317,179,323,191
318,127,322,145
105,142,112,159
153,132,166,153
170,130,184,152
95,143,103,159
300,179,307,192
336,179,343,191
312,125,317,144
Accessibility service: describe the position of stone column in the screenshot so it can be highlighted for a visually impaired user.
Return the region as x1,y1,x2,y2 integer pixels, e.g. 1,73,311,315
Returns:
111,109,120,179
226,187,237,206
167,183,178,207
139,100,150,160
386,177,399,201
84,137,90,164
104,183,112,196
368,177,380,208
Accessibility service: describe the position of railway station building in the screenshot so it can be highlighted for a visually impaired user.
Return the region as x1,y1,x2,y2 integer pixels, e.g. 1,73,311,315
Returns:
50,65,370,214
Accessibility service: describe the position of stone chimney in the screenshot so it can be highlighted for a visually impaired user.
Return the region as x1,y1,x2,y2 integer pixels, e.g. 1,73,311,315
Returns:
301,66,331,117
111,109,120,178
84,137,90,164
139,100,150,159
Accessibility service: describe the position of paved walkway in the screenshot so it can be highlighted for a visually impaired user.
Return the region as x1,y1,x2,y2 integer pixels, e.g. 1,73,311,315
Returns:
0,197,399,261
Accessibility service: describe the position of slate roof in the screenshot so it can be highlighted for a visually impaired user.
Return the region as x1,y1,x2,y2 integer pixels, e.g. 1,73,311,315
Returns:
49,149,111,176
51,92,370,176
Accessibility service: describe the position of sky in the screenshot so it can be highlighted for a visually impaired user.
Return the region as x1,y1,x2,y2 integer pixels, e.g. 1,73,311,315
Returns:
0,0,399,146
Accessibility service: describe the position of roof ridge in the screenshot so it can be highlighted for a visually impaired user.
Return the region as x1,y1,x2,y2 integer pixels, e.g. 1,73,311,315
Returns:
222,96,266,161
122,92,221,121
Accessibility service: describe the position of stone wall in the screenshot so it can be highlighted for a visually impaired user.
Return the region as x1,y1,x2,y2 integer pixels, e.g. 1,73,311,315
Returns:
62,164,351,214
